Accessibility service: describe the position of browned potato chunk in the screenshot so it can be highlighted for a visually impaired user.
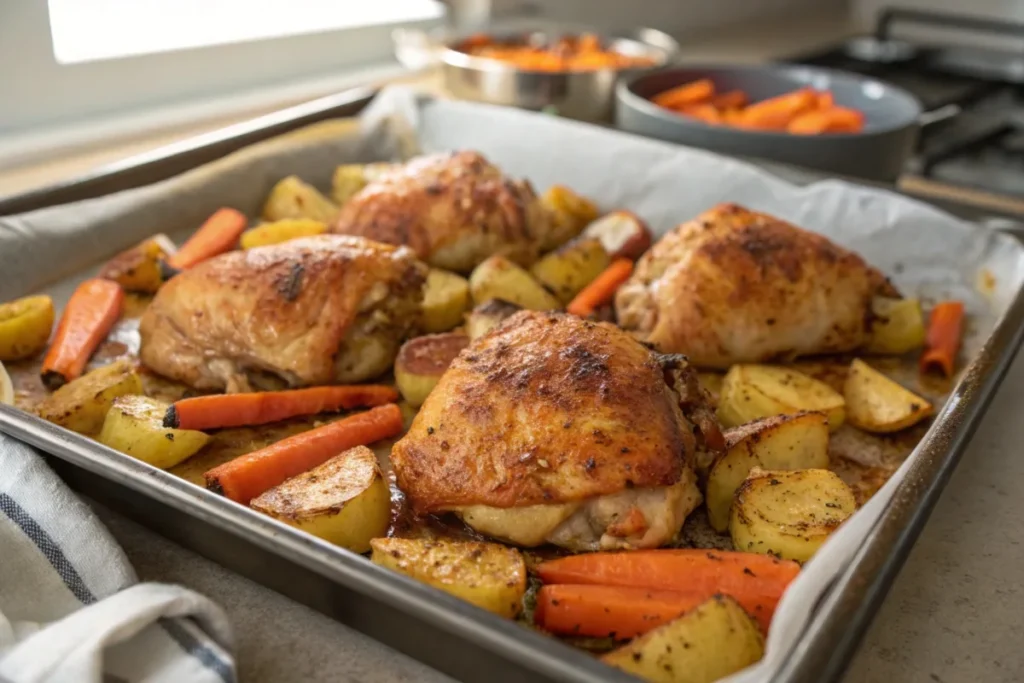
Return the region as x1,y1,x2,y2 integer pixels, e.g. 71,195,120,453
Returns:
469,255,560,311
530,237,610,304
36,359,142,435
718,364,845,432
423,269,470,333
394,332,470,407
98,235,176,294
466,300,522,341
0,295,55,361
98,395,209,469
844,358,933,433
540,185,600,252
581,210,653,260
262,176,338,223
865,297,927,355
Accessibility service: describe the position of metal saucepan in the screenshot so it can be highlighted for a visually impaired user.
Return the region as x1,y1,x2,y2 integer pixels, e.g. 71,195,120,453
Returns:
394,21,678,122
616,64,923,182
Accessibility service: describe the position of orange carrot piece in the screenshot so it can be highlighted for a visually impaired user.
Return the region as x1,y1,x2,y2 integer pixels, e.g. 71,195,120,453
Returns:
738,88,817,130
677,103,723,125
166,207,248,270
817,90,835,109
40,278,124,389
652,79,715,108
787,106,865,134
166,385,399,431
566,258,634,318
204,403,403,504
920,301,965,377
535,585,708,639
711,89,748,109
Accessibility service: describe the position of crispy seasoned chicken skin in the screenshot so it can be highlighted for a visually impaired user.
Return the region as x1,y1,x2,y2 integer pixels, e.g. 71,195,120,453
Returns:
332,151,548,273
391,310,722,551
615,203,895,369
139,235,426,392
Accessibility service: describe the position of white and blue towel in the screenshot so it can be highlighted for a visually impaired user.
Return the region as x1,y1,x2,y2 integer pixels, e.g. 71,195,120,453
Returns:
0,432,236,683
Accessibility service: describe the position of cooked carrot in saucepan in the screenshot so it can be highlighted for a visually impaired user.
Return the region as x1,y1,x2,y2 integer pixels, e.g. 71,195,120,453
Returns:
788,106,865,134
737,88,818,130
652,78,715,109
566,258,634,318
166,207,248,270
165,385,399,430
204,403,403,504
920,300,965,377
41,279,124,389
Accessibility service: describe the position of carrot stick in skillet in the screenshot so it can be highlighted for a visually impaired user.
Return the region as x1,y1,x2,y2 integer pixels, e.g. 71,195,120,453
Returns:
566,258,634,318
40,278,124,389
204,403,403,504
166,207,248,270
164,385,399,430
652,79,715,109
920,300,965,377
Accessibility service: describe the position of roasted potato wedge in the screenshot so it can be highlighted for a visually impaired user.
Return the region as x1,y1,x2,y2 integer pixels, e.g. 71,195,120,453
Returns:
540,185,600,252
706,411,830,532
98,235,176,294
394,332,470,407
262,175,338,223
370,537,527,618
98,395,210,469
36,359,142,435
844,358,933,433
697,372,724,407
0,361,13,405
469,255,560,311
717,364,846,432
731,468,856,563
603,595,765,683
0,295,55,361
423,268,470,333
330,162,393,206
530,237,611,304
251,445,389,553
466,300,522,341
240,219,327,250
581,210,653,261
865,297,927,355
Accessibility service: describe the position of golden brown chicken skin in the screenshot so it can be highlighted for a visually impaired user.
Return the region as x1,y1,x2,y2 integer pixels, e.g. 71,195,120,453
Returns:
615,203,894,369
331,151,547,273
139,235,426,392
391,310,721,551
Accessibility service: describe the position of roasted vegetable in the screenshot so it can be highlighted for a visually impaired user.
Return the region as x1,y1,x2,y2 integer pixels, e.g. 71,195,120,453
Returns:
167,208,248,270
706,411,830,532
566,258,633,318
921,300,965,377
239,219,327,250
330,162,393,206
581,210,653,260
865,297,927,355
394,333,470,407
0,361,12,406
717,364,846,432
41,278,124,389
469,255,560,311
0,295,55,361
262,175,338,223
465,299,521,340
697,372,724,407
530,237,610,304
730,468,856,563
540,185,599,252
603,595,765,683
36,359,142,435
423,268,470,333
99,235,176,293
250,445,390,553
844,358,933,433
98,395,210,469
370,537,527,618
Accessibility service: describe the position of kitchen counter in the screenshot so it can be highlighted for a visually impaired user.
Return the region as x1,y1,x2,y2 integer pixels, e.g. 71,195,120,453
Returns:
4,8,1023,683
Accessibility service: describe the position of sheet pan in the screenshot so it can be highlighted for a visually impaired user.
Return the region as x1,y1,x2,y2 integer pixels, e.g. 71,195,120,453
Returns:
1,86,1023,683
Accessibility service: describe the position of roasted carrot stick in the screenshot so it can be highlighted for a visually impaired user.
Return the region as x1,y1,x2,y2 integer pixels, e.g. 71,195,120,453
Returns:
787,107,865,134
677,103,723,125
535,585,707,639
204,403,403,504
817,90,835,109
738,88,817,130
711,89,748,109
165,385,399,430
166,207,248,270
920,301,965,377
566,258,634,318
652,79,715,109
40,278,124,389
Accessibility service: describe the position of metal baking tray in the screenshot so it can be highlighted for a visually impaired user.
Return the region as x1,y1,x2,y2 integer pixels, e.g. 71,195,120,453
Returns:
2,86,1023,683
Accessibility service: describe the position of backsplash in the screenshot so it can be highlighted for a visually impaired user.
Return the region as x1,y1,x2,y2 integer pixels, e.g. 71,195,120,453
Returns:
853,0,1024,24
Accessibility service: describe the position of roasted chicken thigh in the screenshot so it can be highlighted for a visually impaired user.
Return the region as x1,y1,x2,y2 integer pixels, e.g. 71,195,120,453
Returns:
615,203,895,368
139,235,426,391
391,310,722,551
331,151,548,273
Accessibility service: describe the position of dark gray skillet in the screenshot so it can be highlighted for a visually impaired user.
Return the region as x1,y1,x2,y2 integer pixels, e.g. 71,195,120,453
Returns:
616,64,923,182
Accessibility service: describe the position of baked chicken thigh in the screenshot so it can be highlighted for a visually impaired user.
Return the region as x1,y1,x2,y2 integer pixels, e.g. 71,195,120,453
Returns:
139,235,426,391
331,151,548,273
391,310,722,551
615,203,895,368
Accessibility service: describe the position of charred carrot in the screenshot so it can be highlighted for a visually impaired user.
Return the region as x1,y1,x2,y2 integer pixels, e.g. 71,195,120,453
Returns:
165,385,399,430
566,258,634,318
204,403,402,504
166,207,248,270
787,107,865,135
711,89,748,109
920,301,965,377
652,79,715,109
535,585,708,639
738,88,817,131
41,279,124,389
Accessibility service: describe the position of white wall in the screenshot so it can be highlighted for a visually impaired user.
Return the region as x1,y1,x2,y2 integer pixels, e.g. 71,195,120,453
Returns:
853,0,1024,25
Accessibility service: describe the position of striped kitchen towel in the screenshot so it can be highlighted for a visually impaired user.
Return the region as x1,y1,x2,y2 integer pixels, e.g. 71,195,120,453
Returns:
0,431,236,683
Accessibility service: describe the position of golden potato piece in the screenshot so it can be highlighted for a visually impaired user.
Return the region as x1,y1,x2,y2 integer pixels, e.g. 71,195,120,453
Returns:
36,359,142,435
370,537,527,618
530,237,610,304
240,219,327,250
394,332,469,407
717,364,845,432
251,445,389,553
539,185,599,252
844,358,933,433
98,395,210,469
730,468,856,563
865,297,927,355
330,162,393,206
98,235,176,294
581,210,653,261
423,268,470,333
469,255,560,311
0,361,12,405
262,175,338,223
603,595,765,683
466,299,522,341
706,411,830,532
0,295,55,361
